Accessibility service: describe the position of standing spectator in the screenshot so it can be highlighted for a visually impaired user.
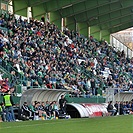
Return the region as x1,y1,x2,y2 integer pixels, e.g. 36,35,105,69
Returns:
59,95,67,114
86,78,91,91
41,15,45,23
114,101,118,114
3,90,15,122
120,102,124,115
0,102,6,122
0,103,2,122
90,78,96,95
107,75,113,87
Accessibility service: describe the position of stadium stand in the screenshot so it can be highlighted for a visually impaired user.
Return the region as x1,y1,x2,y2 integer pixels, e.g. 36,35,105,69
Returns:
0,11,133,98
0,3,133,121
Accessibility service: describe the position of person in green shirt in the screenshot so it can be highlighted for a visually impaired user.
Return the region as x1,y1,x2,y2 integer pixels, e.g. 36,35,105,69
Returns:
0,104,2,122
29,102,36,115
0,102,6,122
52,101,59,118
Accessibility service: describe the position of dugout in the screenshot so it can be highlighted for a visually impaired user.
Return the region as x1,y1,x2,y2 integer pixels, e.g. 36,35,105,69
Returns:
20,89,108,118
114,92,133,102
20,89,69,107
66,103,89,118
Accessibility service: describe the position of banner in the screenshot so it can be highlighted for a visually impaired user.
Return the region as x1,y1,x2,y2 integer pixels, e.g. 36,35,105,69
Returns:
81,103,108,117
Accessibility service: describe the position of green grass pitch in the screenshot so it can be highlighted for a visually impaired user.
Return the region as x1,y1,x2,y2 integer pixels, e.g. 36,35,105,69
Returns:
0,115,133,133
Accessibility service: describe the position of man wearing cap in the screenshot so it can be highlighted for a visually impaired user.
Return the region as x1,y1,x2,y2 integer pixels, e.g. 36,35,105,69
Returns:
3,90,15,122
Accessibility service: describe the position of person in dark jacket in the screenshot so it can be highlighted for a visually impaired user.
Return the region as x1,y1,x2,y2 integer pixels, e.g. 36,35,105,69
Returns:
107,101,116,116
21,102,32,118
114,101,118,115
120,102,124,115
90,78,96,95
59,95,67,114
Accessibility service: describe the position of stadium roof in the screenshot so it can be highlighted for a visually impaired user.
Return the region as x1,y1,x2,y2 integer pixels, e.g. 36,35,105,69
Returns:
12,0,133,35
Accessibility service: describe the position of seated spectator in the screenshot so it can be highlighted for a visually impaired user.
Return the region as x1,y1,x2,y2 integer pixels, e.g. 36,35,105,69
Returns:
123,102,130,114
52,101,59,118
38,102,50,120
29,101,38,120
1,80,9,93
43,101,56,119
107,101,116,116
33,102,40,120
21,102,32,119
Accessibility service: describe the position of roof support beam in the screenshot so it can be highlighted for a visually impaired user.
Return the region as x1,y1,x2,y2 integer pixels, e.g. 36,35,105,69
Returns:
78,22,89,37
98,22,133,39
97,12,133,28
110,22,133,33
14,0,51,12
65,16,76,31
32,4,46,19
13,0,27,16
13,0,28,13
99,14,133,30
75,5,132,24
45,0,86,13
50,11,62,29
61,0,119,17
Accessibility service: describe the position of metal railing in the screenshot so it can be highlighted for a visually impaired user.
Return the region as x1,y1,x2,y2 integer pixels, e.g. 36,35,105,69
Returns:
0,58,24,89
110,35,133,58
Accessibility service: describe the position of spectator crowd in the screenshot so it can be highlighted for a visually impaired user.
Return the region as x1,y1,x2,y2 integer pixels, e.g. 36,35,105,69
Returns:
0,11,133,98
0,90,67,122
107,100,133,116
